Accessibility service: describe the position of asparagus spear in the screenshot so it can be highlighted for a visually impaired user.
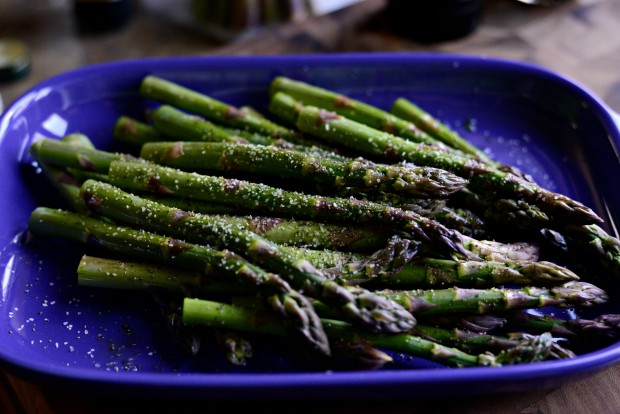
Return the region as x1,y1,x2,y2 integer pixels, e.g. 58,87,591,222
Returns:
106,160,471,259
314,186,448,217
61,132,97,149
269,89,305,127
33,138,138,174
377,281,607,315
78,253,592,320
139,141,469,198
77,254,251,296
413,323,575,358
562,224,620,281
295,106,602,226
268,78,449,150
357,257,579,288
460,237,540,263
183,297,562,367
114,116,164,148
139,75,299,141
151,104,355,160
432,206,488,239
122,204,393,254
79,179,418,334
509,310,620,343
151,105,274,146
320,185,487,240
28,207,331,356
416,314,508,334
239,215,392,253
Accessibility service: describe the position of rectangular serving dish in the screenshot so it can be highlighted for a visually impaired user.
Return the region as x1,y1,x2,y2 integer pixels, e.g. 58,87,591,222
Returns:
0,53,619,400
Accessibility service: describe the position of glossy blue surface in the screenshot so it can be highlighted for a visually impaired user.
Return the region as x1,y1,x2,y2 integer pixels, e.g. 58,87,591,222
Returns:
0,53,619,400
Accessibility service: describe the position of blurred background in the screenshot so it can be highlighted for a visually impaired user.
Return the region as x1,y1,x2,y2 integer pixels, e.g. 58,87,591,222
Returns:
1,0,619,113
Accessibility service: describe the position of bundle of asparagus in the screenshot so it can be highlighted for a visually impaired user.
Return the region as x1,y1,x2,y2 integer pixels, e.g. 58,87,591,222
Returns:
24,74,620,371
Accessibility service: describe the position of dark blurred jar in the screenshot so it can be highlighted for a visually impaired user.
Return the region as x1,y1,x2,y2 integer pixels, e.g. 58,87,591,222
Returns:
73,0,134,33
385,0,486,43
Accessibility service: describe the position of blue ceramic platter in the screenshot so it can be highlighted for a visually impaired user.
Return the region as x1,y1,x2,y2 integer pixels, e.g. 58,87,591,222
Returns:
0,53,619,400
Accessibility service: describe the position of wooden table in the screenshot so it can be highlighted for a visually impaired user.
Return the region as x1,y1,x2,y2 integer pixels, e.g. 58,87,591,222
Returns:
1,0,620,412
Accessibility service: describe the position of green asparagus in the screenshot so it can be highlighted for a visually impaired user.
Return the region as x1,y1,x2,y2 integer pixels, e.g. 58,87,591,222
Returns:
113,116,164,148
106,160,472,259
79,178,419,335
76,252,595,321
183,297,564,367
377,281,607,315
140,75,298,140
295,106,602,226
413,323,575,358
29,207,331,355
269,78,450,150
509,310,620,343
139,141,469,198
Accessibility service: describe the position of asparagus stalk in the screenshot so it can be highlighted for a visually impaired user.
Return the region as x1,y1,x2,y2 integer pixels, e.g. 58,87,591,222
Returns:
358,257,579,288
238,215,392,253
451,188,552,235
269,90,305,126
33,138,138,174
61,133,97,149
123,204,392,253
460,237,540,263
376,281,608,316
314,186,448,217
139,141,469,198
151,104,354,160
77,253,592,321
295,106,602,226
114,116,164,148
320,185,488,240
151,105,274,146
28,207,331,356
327,337,394,371
432,206,488,239
106,160,471,259
413,323,575,358
77,254,251,296
183,297,563,367
139,75,299,141
79,179,418,334
562,224,620,281
268,79,449,150
509,310,620,343
416,314,508,334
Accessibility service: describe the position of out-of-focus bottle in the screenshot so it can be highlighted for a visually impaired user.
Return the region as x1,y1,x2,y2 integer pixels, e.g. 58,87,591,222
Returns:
385,0,486,43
